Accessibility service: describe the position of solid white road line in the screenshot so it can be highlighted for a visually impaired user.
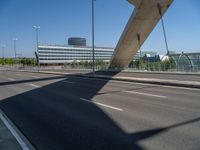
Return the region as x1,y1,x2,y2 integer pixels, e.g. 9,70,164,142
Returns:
28,83,40,88
0,113,30,150
7,78,15,81
80,98,123,111
124,91,166,98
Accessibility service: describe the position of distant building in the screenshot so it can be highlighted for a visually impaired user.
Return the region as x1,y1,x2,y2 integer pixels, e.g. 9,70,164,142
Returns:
37,45,114,65
133,51,157,60
36,37,160,65
68,37,87,46
158,55,169,62
36,46,159,65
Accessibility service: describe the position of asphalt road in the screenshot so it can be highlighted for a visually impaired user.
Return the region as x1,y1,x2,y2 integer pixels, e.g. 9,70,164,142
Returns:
35,69,200,82
0,71,200,150
15,68,200,82
95,71,200,82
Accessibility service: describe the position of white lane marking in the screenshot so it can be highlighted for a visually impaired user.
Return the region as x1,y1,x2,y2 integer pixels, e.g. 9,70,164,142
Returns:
80,98,123,111
31,76,39,78
124,91,166,98
28,83,40,88
0,113,30,150
62,81,75,84
7,78,15,81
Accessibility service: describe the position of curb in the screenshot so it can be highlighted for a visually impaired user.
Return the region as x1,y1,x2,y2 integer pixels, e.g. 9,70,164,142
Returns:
9,69,200,89
98,69,200,76
82,75,200,89
0,109,36,150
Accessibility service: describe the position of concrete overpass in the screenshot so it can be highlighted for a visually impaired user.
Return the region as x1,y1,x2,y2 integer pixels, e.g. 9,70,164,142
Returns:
109,0,173,69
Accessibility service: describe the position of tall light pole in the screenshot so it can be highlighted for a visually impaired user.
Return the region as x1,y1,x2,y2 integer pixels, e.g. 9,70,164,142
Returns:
2,45,5,65
33,26,40,69
13,38,18,66
92,0,96,75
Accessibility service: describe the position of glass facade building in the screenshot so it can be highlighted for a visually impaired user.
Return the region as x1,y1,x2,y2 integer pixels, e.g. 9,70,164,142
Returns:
68,37,87,46
37,45,114,65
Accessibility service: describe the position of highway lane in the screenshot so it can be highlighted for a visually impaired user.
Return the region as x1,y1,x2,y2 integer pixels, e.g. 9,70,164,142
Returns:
0,71,200,150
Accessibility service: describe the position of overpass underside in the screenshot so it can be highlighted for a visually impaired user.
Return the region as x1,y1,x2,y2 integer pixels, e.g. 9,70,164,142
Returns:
109,0,173,69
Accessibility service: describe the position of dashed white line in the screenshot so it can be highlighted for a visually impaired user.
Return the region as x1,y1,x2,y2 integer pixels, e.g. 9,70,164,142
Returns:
7,78,15,81
31,76,39,78
62,81,75,84
28,83,40,88
124,91,166,98
80,98,123,111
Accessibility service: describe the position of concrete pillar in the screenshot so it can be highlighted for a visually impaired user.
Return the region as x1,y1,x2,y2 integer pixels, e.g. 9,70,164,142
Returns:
109,0,173,69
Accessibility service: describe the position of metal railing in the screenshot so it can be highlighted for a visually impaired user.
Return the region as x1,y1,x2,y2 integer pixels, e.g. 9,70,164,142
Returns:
1,64,200,73
128,64,200,73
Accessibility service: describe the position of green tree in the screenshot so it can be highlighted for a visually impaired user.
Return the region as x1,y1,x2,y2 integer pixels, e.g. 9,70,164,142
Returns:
20,58,36,66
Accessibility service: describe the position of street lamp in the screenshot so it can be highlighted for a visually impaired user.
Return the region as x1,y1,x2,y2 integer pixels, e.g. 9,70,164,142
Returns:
13,38,18,66
2,45,5,65
33,25,40,69
92,0,96,75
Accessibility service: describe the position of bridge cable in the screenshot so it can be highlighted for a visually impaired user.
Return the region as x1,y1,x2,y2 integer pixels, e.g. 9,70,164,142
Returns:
157,3,170,55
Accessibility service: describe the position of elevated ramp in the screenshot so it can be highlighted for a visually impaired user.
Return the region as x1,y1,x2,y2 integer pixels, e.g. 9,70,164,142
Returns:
109,0,173,69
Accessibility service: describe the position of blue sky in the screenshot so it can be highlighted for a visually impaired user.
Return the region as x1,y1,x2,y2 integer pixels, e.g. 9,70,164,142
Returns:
0,0,200,57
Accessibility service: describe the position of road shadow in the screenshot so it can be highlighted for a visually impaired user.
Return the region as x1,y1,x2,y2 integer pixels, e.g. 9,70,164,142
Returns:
0,76,67,86
0,70,199,150
96,85,157,96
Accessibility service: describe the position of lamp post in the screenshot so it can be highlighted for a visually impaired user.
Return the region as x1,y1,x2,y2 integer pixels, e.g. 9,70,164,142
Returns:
13,38,18,66
92,0,96,75
33,26,40,69
2,45,5,65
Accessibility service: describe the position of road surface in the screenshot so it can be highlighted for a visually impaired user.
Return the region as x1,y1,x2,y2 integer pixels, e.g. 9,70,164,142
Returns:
0,71,200,150
95,71,200,82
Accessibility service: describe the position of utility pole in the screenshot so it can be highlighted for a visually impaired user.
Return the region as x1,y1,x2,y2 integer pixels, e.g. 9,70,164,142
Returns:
13,38,18,66
92,0,96,75
2,45,5,65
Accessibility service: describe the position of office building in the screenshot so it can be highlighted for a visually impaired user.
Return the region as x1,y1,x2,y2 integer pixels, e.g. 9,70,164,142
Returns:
37,45,114,65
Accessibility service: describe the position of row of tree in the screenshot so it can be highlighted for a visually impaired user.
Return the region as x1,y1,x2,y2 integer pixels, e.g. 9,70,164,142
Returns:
0,58,37,66
0,57,177,71
64,60,108,69
130,58,176,71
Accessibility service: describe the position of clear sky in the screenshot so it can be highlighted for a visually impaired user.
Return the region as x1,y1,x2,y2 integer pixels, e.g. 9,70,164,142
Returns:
0,0,200,57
